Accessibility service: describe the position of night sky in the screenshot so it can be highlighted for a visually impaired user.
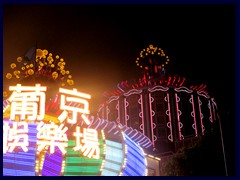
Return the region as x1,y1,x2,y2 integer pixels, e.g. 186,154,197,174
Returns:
3,4,235,175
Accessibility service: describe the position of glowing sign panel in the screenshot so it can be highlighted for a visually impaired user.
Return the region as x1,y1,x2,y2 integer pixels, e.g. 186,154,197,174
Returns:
58,88,91,124
9,84,47,121
4,84,99,159
73,126,100,159
37,121,68,154
3,121,29,154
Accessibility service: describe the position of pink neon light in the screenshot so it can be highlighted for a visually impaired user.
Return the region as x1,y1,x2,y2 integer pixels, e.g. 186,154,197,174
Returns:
124,98,128,126
167,93,173,142
191,95,198,136
208,100,213,123
117,100,120,124
140,94,145,135
106,106,109,121
198,96,204,135
175,93,182,140
148,93,155,147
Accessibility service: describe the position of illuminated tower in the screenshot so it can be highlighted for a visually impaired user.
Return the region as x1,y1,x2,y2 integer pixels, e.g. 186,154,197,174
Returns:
97,44,219,156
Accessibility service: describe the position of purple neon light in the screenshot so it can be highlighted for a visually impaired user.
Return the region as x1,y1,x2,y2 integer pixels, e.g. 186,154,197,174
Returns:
41,147,62,176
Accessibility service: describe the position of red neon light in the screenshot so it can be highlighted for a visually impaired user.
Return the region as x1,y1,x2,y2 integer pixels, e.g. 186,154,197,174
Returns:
179,77,185,86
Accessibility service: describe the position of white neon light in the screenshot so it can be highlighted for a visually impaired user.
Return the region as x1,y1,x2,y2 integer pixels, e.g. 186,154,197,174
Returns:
123,89,142,97
58,88,91,124
37,121,68,154
198,96,204,135
148,85,169,92
3,121,29,154
106,96,119,104
73,126,100,159
197,91,210,99
9,84,47,121
174,86,193,93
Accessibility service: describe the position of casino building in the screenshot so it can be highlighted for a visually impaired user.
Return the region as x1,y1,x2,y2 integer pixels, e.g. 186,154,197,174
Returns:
97,44,220,157
3,48,160,176
3,45,220,176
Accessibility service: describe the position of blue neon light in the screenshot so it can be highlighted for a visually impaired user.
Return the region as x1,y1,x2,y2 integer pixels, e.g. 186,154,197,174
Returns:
3,121,37,176
122,133,146,176
101,140,124,176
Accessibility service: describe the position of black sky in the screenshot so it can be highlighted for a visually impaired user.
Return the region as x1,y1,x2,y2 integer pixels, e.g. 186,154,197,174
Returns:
3,4,235,174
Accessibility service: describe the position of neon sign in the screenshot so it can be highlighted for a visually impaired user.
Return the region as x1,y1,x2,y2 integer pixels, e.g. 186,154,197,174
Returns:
4,84,99,159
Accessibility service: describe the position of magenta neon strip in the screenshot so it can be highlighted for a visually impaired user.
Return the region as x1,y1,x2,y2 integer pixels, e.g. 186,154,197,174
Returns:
117,100,120,124
191,95,198,136
175,93,182,140
148,93,155,147
140,94,145,135
198,96,204,135
124,98,128,126
167,93,173,142
106,106,109,121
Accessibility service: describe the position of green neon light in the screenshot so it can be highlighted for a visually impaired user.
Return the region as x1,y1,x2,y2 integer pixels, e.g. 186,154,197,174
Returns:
63,132,104,176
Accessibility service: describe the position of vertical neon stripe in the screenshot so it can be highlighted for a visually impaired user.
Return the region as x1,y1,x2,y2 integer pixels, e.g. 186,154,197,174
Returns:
208,100,213,123
140,94,145,135
175,93,182,140
198,96,204,135
117,100,120,124
167,93,173,142
191,95,198,136
148,93,155,148
124,98,128,126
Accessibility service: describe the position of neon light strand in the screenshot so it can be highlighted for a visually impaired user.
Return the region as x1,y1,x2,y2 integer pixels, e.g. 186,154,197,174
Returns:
166,93,173,142
198,96,204,135
208,100,213,123
190,95,198,136
124,98,129,126
148,85,169,92
140,94,145,135
148,93,155,147
175,94,183,140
